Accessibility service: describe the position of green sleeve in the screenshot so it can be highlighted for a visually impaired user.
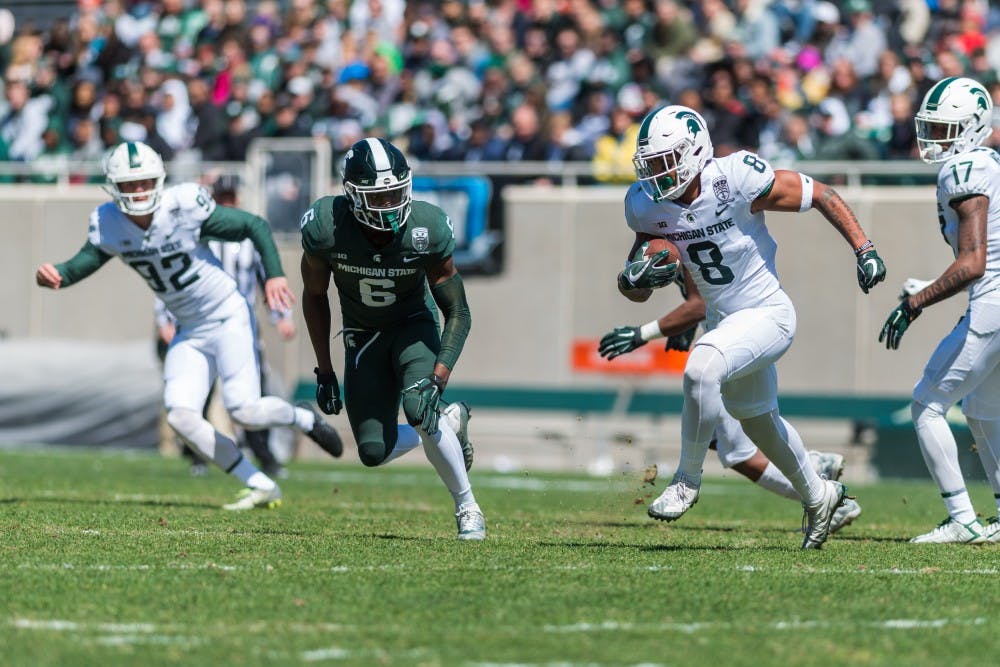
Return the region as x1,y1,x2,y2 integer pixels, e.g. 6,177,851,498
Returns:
202,206,285,278
430,273,471,371
55,241,113,287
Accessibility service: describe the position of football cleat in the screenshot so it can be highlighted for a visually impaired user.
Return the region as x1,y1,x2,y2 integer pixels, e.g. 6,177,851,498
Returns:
222,485,282,511
829,497,862,534
808,450,845,481
647,475,700,522
909,517,986,544
983,516,1000,543
456,503,486,540
442,401,474,471
297,401,344,458
801,480,847,549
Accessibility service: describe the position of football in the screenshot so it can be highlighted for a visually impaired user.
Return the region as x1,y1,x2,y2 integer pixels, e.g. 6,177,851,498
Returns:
638,238,680,268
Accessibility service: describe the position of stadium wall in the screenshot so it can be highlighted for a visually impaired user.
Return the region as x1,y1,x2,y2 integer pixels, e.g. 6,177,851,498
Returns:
2,184,963,401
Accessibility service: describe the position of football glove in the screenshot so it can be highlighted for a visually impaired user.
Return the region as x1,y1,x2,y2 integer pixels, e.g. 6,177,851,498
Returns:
314,367,343,415
899,277,933,299
879,299,922,350
598,326,646,360
402,374,444,434
856,248,887,294
665,325,699,352
617,250,679,291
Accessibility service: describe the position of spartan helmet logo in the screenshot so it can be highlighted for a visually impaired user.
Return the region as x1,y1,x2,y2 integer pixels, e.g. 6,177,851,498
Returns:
676,110,703,137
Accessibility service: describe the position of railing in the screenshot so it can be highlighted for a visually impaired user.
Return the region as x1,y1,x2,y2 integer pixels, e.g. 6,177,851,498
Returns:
0,157,939,189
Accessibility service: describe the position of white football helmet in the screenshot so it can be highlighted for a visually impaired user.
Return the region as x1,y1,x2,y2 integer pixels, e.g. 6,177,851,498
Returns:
103,141,166,214
633,105,713,202
915,77,993,164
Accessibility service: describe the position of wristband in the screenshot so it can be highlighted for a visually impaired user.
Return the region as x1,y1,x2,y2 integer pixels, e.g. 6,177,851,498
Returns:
798,173,813,212
639,320,663,341
855,239,874,256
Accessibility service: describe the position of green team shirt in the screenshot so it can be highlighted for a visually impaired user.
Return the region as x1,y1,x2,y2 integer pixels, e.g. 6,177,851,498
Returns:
301,196,455,329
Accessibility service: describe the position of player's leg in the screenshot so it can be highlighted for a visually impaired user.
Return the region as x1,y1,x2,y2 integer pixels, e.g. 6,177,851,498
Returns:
163,331,279,509
958,337,1000,542
909,316,1000,543
244,346,283,476
651,297,798,521
395,320,485,540
217,306,342,458
342,329,423,466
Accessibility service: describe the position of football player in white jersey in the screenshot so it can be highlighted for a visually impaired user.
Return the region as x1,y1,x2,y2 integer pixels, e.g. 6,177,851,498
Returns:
35,141,344,510
599,290,863,534
878,77,1000,544
617,105,886,548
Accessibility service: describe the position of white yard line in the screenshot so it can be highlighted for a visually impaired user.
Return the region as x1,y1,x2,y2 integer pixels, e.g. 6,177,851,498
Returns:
543,617,989,634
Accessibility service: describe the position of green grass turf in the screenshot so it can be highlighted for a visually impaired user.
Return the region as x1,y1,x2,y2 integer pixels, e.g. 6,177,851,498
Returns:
1,447,999,667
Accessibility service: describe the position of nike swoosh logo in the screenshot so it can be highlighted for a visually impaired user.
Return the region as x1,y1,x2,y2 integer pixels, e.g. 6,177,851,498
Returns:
402,255,422,263
715,203,729,216
864,259,878,275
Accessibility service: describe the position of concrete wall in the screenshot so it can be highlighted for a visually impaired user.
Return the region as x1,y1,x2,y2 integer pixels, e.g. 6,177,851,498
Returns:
2,183,963,398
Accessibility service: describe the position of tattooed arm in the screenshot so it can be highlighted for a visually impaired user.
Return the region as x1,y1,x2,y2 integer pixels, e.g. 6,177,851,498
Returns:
753,170,886,293
907,195,988,311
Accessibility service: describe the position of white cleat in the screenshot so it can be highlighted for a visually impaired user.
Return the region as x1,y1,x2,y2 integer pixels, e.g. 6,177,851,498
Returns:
984,517,1000,543
456,503,486,540
647,476,700,522
829,497,862,534
808,450,845,481
801,480,847,549
910,517,986,544
222,486,283,511
442,401,474,471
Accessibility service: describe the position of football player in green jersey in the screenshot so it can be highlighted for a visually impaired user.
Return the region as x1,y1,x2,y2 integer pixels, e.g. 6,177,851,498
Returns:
299,137,485,540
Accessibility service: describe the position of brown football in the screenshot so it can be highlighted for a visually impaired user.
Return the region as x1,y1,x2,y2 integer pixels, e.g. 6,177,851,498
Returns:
641,238,680,268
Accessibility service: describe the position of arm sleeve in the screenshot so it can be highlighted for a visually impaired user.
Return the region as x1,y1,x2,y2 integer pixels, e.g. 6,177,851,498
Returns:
430,273,472,371
54,241,113,288
731,150,776,201
201,206,285,279
153,298,174,327
939,153,993,203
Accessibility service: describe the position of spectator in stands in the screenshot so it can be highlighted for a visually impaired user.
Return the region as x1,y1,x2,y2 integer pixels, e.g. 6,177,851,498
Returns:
0,76,51,162
187,77,226,160
592,105,639,183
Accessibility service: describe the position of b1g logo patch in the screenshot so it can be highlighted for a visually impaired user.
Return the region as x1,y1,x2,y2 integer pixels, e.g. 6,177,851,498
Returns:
712,176,732,203
411,227,429,252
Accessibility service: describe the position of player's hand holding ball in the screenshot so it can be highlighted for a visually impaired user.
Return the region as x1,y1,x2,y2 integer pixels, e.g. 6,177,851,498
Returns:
618,239,681,291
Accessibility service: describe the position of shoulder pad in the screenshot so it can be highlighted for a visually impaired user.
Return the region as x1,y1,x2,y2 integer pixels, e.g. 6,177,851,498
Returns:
164,183,216,222
300,196,341,253
938,149,999,200
408,201,455,257
719,151,775,202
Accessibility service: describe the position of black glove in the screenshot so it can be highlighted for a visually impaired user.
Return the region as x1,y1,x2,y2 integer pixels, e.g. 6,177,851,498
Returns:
314,367,343,415
665,325,698,352
878,298,922,350
856,247,887,294
402,374,444,434
598,326,646,360
617,250,679,291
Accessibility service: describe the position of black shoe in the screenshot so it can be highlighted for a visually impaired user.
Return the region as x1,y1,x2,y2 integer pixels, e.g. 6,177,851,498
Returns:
261,461,289,479
297,402,344,458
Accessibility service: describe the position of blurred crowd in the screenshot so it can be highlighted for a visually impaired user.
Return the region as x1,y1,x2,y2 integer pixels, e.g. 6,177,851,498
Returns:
2,0,1000,184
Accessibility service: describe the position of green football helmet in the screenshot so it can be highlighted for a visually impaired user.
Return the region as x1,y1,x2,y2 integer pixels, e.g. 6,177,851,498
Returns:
343,137,412,232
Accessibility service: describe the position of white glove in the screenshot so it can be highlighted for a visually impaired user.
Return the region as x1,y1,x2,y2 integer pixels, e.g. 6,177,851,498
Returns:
899,277,932,299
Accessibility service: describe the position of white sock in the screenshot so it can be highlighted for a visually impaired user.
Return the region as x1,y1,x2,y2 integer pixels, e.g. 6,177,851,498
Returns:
913,402,977,523
233,461,275,490
383,425,423,464
421,422,475,508
678,345,730,486
742,411,824,507
756,462,800,500
965,416,1000,516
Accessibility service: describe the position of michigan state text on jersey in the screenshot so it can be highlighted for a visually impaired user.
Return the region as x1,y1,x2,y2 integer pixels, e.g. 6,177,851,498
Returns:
617,105,884,549
299,137,486,540
35,141,343,511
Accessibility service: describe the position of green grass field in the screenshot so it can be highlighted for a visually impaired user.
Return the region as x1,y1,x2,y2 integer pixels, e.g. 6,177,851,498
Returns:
2,447,999,667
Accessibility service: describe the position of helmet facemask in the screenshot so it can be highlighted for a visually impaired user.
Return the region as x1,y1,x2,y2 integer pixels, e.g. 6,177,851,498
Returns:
634,138,698,202
107,176,166,214
345,176,412,233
